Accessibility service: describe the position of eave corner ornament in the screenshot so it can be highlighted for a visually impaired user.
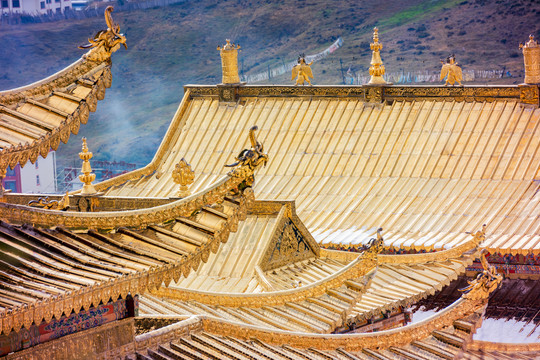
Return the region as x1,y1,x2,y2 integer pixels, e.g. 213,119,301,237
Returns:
172,158,195,197
79,6,127,62
225,125,268,188
291,54,314,86
363,227,384,260
459,249,502,301
440,54,463,86
467,223,486,245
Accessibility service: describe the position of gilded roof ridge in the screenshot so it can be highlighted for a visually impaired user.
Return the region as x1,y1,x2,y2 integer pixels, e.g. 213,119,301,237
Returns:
152,255,377,307
135,297,486,351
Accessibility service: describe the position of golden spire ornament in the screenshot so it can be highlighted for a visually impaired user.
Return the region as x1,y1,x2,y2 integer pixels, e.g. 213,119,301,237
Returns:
172,158,195,197
217,39,241,84
520,34,540,84
367,27,387,85
78,138,97,195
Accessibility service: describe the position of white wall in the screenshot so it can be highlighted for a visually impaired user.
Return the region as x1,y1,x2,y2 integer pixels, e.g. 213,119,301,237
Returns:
20,151,57,194
1,0,71,15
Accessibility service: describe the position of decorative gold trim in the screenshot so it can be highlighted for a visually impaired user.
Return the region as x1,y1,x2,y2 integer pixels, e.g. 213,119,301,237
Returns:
2,317,135,360
321,235,480,265
133,298,486,352
152,256,376,307
468,340,540,353
0,174,242,229
185,85,522,102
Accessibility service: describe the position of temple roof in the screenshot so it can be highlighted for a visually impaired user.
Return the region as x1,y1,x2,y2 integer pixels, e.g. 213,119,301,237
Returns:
93,85,540,256
131,294,488,360
0,6,126,173
0,171,255,336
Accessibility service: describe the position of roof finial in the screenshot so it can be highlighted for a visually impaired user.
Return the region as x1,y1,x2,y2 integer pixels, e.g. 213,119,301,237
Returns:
78,138,97,195
172,158,195,197
367,27,387,85
519,34,540,84
217,39,241,84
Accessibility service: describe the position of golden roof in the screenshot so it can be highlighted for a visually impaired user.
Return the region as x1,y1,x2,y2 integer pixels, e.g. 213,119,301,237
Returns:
94,85,540,256
0,6,126,173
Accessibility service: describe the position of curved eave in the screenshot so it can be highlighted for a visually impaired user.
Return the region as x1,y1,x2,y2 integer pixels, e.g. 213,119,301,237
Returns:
0,181,253,336
0,55,114,170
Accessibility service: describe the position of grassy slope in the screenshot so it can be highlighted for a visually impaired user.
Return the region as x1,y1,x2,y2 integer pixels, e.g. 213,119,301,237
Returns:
0,0,538,169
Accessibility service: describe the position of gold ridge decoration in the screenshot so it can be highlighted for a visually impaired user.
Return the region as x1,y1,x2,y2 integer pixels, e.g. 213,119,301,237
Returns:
79,6,127,62
217,39,241,84
367,27,387,85
152,254,376,308
225,125,268,187
78,138,97,195
291,54,314,86
176,297,485,351
28,192,70,211
440,54,463,86
459,249,502,300
0,164,254,230
172,158,195,197
520,34,540,84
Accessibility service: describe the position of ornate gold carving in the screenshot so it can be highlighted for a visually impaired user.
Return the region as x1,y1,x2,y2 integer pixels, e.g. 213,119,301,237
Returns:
261,217,316,271
27,192,70,210
79,6,127,62
368,27,387,85
291,54,314,86
4,318,135,360
519,84,539,105
459,249,502,300
78,138,97,195
440,54,463,86
363,227,384,260
520,34,540,84
217,39,241,84
172,158,195,197
225,125,268,187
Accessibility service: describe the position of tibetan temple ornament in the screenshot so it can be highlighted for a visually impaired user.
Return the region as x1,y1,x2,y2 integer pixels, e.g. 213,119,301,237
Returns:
172,158,195,197
459,249,502,300
440,54,463,86
217,39,241,84
225,125,268,187
367,27,387,85
78,138,97,195
291,54,314,86
79,6,127,62
520,34,540,84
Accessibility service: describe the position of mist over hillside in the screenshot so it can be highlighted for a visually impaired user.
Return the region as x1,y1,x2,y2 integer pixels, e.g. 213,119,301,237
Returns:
0,0,538,171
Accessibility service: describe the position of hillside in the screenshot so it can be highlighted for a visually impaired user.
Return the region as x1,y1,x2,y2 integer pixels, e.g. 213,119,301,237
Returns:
0,0,538,172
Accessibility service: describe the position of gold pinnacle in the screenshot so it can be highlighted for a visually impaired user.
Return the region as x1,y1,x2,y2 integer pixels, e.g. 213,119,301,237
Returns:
172,158,195,197
78,138,97,195
217,39,241,84
368,27,387,85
